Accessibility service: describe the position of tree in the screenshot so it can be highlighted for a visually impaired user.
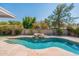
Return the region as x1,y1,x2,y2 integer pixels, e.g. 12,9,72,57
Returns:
22,16,36,29
48,3,78,29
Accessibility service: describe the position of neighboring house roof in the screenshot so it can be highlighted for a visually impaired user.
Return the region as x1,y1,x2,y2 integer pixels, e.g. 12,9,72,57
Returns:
0,7,16,18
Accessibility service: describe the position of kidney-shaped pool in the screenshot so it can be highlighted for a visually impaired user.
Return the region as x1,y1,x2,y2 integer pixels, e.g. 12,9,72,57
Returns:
4,37,79,55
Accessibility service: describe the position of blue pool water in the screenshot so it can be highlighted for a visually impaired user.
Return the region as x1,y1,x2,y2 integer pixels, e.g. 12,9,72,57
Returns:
5,37,79,55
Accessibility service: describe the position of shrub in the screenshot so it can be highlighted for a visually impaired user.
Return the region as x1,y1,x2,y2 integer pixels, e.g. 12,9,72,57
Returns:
40,23,49,29
67,26,75,36
15,29,22,35
75,27,79,37
0,25,23,35
32,23,40,29
56,28,63,35
13,25,23,35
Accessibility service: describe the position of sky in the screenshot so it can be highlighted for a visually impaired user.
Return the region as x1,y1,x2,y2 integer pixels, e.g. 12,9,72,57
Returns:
0,3,79,23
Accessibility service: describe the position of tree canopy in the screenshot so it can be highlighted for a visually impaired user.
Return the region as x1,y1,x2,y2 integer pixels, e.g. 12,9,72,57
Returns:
48,4,79,29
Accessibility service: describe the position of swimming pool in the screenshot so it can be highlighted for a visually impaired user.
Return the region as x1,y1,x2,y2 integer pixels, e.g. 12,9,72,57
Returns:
5,37,79,55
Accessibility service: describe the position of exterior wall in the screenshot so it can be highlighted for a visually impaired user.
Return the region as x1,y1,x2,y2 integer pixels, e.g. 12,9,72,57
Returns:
21,29,68,35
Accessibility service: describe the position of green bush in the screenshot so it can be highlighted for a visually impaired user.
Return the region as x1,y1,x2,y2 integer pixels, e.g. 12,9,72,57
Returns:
75,27,79,37
56,29,63,35
67,27,75,36
15,29,22,35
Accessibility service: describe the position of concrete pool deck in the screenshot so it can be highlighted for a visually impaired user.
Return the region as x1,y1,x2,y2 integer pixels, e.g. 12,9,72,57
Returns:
0,35,79,56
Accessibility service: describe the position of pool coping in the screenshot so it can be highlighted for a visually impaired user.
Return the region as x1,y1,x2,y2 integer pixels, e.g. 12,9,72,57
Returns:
2,35,79,43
